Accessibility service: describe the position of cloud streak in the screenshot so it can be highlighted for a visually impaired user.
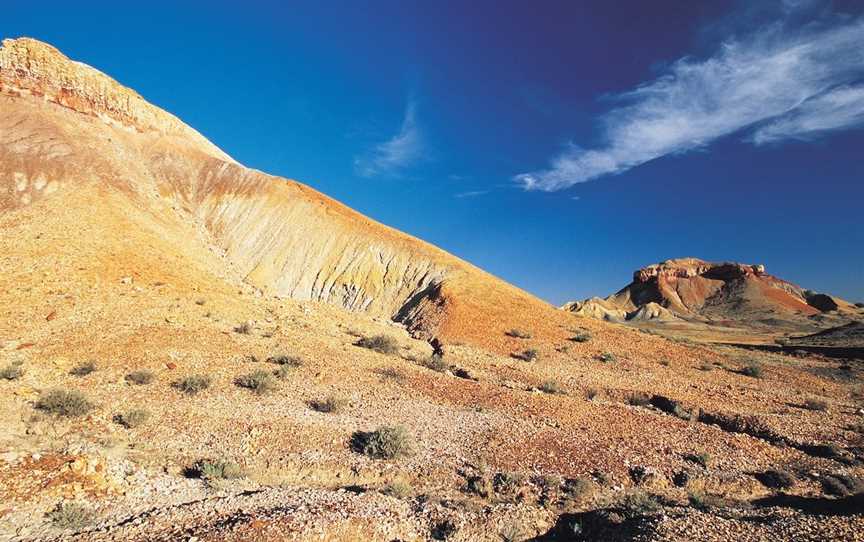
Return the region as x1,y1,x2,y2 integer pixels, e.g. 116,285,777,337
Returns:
516,11,864,191
354,101,424,178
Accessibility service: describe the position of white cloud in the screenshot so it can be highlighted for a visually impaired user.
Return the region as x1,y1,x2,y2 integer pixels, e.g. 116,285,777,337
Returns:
516,11,864,191
354,101,424,178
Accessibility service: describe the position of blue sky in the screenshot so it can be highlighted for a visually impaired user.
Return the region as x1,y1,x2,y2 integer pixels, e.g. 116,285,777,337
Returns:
4,0,863,303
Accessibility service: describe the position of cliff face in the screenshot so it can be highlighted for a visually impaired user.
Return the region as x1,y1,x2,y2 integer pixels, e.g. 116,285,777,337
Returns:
0,37,555,347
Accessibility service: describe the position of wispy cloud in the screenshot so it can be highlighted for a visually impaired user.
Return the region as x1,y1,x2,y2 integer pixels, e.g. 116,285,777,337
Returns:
454,190,489,199
516,8,864,191
354,101,424,178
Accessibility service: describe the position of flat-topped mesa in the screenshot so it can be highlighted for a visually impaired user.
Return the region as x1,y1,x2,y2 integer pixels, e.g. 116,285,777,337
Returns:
634,258,765,283
0,37,233,163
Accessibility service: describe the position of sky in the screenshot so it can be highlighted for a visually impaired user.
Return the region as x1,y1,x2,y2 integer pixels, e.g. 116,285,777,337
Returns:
3,0,863,304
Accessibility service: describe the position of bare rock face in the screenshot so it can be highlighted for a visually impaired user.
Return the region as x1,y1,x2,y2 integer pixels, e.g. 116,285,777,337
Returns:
0,37,555,348
564,257,859,329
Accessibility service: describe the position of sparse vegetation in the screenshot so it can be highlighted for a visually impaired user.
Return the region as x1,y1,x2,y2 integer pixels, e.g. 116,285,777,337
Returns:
688,490,729,511
618,491,662,518
125,370,154,385
493,472,526,495
821,474,864,497
422,355,448,373
235,370,277,394
274,365,295,379
234,321,252,334
375,367,405,382
173,375,211,395
569,332,591,343
431,519,458,540
627,392,651,407
69,361,96,377
756,469,796,489
584,387,599,401
115,409,150,428
597,352,616,363
499,521,527,542
310,395,347,413
506,328,532,339
803,397,828,411
512,349,538,362
189,458,244,481
47,501,93,529
351,426,413,459
0,362,24,380
562,476,595,501
539,380,565,395
740,361,764,378
36,389,94,417
465,474,492,497
659,359,671,367
356,334,400,355
685,452,712,468
698,363,713,371
267,354,303,367
381,480,412,498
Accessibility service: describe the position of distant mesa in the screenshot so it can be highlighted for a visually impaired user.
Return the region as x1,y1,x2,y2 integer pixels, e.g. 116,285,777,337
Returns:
562,258,860,334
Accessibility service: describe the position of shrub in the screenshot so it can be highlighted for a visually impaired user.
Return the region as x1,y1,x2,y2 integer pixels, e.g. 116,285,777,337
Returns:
190,458,244,481
740,361,764,378
659,359,671,367
431,520,458,540
234,322,252,334
47,501,93,529
267,354,303,367
235,370,276,395
274,365,295,380
597,352,616,363
310,395,347,413
69,361,96,377
381,480,412,498
756,469,796,489
36,390,94,417
803,397,828,411
0,363,24,380
174,375,211,395
688,490,729,511
351,426,413,459
685,452,711,468
539,380,565,395
512,349,538,362
619,491,662,518
125,370,154,385
356,334,400,355
569,332,591,343
821,474,864,497
500,521,527,542
465,474,492,497
627,392,651,407
493,472,526,495
506,328,532,339
584,387,599,401
375,367,405,382
562,476,595,501
698,363,713,371
115,409,150,429
422,355,448,373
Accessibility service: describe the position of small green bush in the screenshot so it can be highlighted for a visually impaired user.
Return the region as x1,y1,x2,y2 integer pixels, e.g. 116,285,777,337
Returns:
381,480,412,498
512,349,538,362
821,474,864,496
422,355,448,373
803,397,828,411
235,370,276,395
69,361,96,377
356,335,400,355
191,458,244,481
174,375,211,395
36,389,94,418
267,354,303,367
47,501,93,529
310,395,347,413
506,328,532,339
619,491,662,518
741,361,764,378
115,409,150,429
598,352,616,363
756,469,796,489
569,332,591,343
125,370,154,385
685,452,711,468
351,426,413,459
539,380,565,395
0,363,24,380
